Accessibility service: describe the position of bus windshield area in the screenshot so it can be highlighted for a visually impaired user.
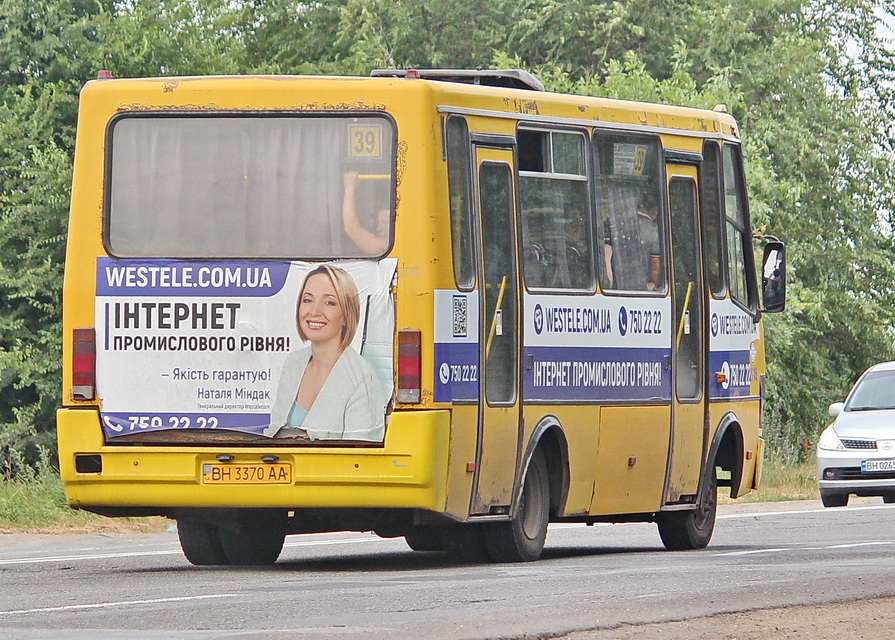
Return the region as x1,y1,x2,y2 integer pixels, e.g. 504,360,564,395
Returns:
107,114,394,259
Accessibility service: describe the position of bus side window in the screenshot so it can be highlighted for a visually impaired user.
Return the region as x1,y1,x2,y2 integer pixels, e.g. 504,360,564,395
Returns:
593,134,665,293
699,141,725,297
517,128,594,291
446,116,475,289
721,144,757,310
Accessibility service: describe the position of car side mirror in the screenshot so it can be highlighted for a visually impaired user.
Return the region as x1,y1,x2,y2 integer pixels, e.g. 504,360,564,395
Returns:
761,241,786,313
829,402,844,417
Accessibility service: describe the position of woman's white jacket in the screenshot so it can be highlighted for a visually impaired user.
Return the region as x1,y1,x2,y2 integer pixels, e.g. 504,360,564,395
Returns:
266,345,386,441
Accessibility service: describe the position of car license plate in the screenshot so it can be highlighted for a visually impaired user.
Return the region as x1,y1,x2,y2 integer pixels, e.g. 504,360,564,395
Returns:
202,463,292,484
861,459,895,473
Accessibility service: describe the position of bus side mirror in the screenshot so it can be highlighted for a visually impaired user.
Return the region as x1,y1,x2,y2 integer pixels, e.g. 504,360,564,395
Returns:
761,241,786,313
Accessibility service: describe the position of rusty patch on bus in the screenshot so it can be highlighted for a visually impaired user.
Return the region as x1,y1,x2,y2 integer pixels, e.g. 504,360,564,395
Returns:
503,97,540,115
115,101,388,113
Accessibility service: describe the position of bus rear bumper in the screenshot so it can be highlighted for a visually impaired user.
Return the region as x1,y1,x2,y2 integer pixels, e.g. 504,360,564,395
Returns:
57,408,450,514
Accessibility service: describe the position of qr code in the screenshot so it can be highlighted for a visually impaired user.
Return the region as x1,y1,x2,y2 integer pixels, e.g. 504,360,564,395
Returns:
452,295,467,338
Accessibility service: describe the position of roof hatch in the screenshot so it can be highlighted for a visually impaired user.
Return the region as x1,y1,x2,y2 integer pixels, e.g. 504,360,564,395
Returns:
370,68,544,92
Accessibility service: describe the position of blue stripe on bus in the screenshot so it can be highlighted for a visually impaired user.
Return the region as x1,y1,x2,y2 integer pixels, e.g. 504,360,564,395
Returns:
434,342,479,402
708,349,756,399
435,343,757,402
435,343,673,402
96,257,290,298
523,345,671,401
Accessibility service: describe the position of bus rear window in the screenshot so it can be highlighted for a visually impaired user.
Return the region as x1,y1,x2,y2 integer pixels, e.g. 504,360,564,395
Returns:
106,114,395,259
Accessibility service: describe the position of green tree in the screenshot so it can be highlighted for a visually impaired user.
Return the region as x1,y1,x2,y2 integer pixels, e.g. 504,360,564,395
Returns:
0,0,253,477
0,85,73,474
2,0,893,474
244,0,517,74
0,0,113,475
91,0,251,77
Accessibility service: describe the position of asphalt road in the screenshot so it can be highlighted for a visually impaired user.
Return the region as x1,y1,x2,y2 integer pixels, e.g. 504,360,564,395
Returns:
1,498,893,639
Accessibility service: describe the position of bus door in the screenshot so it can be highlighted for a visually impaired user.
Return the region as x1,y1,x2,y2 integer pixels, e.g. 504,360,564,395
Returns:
470,144,522,514
665,166,708,502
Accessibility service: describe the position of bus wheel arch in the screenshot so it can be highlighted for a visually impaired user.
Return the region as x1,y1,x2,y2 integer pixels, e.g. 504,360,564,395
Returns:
482,446,550,562
524,415,570,518
480,416,569,562
656,414,743,551
710,413,746,499
657,464,717,550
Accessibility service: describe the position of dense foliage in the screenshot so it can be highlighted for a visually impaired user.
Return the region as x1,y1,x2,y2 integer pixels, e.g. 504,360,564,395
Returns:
1,0,893,475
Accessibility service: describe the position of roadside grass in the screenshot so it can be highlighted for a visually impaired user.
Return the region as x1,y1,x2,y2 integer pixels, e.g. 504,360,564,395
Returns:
721,458,818,503
0,467,167,534
0,458,819,532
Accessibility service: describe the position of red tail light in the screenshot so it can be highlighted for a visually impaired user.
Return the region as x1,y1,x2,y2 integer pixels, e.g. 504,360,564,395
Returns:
72,327,96,400
397,329,421,403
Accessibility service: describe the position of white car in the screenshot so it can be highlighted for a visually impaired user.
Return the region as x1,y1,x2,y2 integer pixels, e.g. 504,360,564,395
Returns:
817,361,895,507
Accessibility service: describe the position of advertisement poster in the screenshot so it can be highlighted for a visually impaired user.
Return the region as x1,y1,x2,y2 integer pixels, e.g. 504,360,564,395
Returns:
95,258,396,441
433,290,673,403
707,298,760,399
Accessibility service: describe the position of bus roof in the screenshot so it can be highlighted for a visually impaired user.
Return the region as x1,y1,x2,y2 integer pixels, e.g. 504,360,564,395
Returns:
82,71,740,140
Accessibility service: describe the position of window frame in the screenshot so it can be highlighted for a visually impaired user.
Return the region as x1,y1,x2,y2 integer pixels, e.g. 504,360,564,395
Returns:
445,114,477,290
103,110,398,260
668,175,705,404
516,124,596,294
720,142,759,315
698,139,727,299
591,130,668,296
477,159,520,407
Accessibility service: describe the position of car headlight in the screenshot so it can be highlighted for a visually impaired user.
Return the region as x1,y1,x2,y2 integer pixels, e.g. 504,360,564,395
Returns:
818,425,845,451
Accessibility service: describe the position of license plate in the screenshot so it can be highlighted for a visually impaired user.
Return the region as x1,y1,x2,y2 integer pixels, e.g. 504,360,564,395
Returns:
202,463,292,484
861,459,895,473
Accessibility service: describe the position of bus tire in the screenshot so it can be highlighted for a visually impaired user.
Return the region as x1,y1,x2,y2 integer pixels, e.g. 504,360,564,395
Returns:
482,448,550,563
657,467,717,551
177,518,230,566
217,511,286,566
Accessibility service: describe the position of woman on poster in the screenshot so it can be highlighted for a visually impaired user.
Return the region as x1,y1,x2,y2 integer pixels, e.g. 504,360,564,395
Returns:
267,265,386,441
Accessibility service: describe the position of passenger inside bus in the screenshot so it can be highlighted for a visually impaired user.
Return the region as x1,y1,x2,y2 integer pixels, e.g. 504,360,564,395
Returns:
602,190,663,291
342,171,389,255
636,194,662,291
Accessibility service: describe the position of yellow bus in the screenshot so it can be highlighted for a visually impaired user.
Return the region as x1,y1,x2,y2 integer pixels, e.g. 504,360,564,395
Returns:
58,69,786,564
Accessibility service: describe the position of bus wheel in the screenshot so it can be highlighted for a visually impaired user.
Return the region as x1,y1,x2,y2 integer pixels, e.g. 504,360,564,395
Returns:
657,467,717,551
177,518,230,566
483,448,550,562
217,510,286,565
